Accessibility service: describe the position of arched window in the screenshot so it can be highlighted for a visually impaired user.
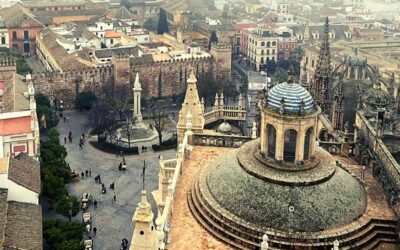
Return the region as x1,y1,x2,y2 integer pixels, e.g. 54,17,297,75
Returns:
272,41,276,46
304,127,313,160
284,129,297,163
267,124,276,158
261,42,265,46
266,41,270,47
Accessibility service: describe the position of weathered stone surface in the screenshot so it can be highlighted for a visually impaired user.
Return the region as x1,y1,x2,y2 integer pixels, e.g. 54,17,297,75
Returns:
204,143,367,232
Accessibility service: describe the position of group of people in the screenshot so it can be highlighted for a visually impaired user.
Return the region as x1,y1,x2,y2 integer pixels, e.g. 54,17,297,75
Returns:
64,131,73,144
81,169,92,179
141,146,149,153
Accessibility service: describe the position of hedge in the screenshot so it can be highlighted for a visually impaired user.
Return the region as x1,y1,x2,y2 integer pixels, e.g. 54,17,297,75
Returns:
152,137,177,151
90,140,139,155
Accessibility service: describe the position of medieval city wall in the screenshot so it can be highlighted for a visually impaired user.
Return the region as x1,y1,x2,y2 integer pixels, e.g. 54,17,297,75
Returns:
130,56,214,98
32,65,114,108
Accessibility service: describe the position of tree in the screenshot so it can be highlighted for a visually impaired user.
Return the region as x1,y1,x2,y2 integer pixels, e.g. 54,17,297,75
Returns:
35,93,51,107
150,101,167,145
43,220,85,250
42,174,67,207
292,47,305,62
143,18,155,31
37,105,59,129
55,195,80,221
274,68,288,83
265,60,277,75
157,8,169,34
16,58,31,75
120,0,132,9
75,91,97,111
208,31,218,50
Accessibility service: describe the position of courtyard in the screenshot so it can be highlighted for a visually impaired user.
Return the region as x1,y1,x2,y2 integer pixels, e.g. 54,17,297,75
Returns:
43,110,177,249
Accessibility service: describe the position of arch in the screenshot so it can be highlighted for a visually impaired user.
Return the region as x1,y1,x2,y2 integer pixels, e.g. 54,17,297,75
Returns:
284,129,297,163
267,124,276,158
261,42,265,46
304,127,313,160
318,128,328,141
266,41,270,47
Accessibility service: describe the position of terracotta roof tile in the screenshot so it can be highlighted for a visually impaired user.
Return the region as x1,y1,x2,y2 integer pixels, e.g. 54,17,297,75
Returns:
8,153,40,194
3,201,42,249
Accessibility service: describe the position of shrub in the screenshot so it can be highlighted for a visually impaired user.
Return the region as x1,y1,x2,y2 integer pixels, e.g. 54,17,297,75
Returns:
37,105,59,129
89,140,139,155
75,91,97,111
35,93,51,107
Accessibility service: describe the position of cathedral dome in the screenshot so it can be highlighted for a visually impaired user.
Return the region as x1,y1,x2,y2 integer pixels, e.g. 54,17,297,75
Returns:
267,82,316,115
217,121,232,133
345,54,367,67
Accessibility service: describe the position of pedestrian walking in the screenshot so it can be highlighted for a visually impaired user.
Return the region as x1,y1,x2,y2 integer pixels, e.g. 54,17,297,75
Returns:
93,227,97,236
64,136,67,144
63,116,66,122
93,200,97,209
95,176,98,183
86,224,91,234
82,133,85,139
98,174,101,184
81,172,84,179
85,170,88,177
113,192,116,202
89,168,91,177
158,153,161,159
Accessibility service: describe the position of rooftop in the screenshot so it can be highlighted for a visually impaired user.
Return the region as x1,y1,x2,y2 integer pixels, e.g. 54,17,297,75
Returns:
8,153,41,193
167,146,232,250
1,74,30,113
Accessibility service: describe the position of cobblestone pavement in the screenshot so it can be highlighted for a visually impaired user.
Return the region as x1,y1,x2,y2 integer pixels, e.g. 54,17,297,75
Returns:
50,110,176,249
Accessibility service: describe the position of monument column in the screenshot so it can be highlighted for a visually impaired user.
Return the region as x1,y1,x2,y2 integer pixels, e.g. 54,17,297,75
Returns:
133,73,143,123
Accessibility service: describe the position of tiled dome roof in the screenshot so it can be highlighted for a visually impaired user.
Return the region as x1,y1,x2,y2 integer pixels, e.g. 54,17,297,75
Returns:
217,122,232,133
267,82,316,114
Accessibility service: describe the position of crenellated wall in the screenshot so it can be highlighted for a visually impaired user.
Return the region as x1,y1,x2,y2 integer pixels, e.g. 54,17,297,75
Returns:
32,65,114,108
31,49,231,108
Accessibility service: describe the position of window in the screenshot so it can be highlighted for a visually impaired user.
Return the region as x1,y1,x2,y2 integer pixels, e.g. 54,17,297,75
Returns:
12,31,17,40
110,38,114,44
304,127,313,160
272,41,276,46
1,37,5,44
284,129,297,163
261,42,265,46
267,124,276,158
261,49,264,55
311,60,314,68
266,41,270,47
24,30,29,39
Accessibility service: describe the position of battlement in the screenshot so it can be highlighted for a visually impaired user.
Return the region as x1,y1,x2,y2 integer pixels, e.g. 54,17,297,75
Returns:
130,55,212,66
0,57,16,67
32,65,114,80
211,43,232,50
112,54,133,60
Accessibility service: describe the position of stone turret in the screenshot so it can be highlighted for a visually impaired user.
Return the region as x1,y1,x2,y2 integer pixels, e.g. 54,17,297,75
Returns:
177,69,205,144
129,190,157,250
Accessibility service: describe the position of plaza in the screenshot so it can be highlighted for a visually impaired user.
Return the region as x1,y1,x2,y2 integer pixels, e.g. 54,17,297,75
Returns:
42,110,176,250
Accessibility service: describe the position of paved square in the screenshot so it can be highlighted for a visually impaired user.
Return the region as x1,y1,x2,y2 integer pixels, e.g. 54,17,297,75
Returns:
49,110,176,249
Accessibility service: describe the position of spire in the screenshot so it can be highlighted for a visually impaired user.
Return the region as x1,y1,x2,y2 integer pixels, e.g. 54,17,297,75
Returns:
177,68,204,143
238,93,244,109
310,16,331,111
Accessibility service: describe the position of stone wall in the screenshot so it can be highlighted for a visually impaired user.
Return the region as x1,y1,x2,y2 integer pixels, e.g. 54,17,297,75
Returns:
32,52,232,108
130,57,214,98
32,66,114,108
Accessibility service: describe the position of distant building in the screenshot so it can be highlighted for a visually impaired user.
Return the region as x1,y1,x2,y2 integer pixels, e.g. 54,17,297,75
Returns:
247,27,278,71
0,64,39,158
130,0,163,24
0,4,43,55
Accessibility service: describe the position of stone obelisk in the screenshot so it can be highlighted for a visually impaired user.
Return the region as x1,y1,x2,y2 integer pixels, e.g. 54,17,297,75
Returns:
133,72,143,125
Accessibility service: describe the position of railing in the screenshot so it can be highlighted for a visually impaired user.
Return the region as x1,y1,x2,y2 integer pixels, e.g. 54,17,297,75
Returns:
155,131,190,248
203,106,246,125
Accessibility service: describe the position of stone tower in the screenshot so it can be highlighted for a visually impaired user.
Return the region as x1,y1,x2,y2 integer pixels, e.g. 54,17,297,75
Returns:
310,17,331,112
129,190,157,250
113,54,131,86
177,69,204,144
210,43,232,85
132,72,143,123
